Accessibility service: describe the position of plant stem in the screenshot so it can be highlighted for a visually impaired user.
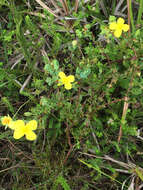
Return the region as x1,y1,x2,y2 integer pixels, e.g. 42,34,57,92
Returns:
128,0,135,32
137,0,143,25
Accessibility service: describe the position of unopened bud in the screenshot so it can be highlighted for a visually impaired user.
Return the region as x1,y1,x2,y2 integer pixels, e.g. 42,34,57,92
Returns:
72,40,77,47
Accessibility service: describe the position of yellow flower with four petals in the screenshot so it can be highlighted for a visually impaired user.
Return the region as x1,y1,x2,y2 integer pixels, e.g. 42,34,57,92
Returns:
109,17,129,38
1,116,37,141
9,120,37,141
58,72,75,90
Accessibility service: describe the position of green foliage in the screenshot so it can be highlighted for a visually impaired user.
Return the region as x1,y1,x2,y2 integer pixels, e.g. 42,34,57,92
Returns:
1,0,143,189
52,175,71,190
44,59,59,86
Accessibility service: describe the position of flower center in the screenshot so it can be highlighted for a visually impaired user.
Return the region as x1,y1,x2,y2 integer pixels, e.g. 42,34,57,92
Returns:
23,126,30,134
62,77,69,84
117,24,123,30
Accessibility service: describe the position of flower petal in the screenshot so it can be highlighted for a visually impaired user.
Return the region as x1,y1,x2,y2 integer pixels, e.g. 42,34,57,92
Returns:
26,120,37,130
58,79,63,86
9,120,25,130
117,18,124,25
67,75,75,83
58,72,66,79
8,121,17,130
122,24,129,32
114,29,122,38
13,129,24,139
12,120,25,130
25,131,37,141
1,116,12,126
64,83,72,90
109,22,117,30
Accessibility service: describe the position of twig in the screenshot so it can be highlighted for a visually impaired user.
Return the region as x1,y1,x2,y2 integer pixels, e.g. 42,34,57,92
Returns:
11,55,24,70
115,0,125,14
127,176,135,190
59,0,69,15
50,0,63,15
20,62,39,92
20,74,32,92
79,152,134,174
35,0,58,18
115,169,130,174
90,126,100,150
121,5,128,13
74,0,79,13
63,122,73,164
14,79,22,87
118,96,129,143
104,155,131,170
138,184,143,190
0,164,20,173
121,175,134,190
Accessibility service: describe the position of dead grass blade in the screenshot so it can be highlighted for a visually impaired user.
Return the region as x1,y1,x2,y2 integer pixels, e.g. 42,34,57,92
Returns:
74,0,79,13
50,0,63,15
127,176,135,190
59,0,69,15
118,96,129,143
35,0,58,17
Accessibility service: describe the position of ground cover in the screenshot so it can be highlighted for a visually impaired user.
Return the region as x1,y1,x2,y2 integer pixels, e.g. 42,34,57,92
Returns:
0,0,143,189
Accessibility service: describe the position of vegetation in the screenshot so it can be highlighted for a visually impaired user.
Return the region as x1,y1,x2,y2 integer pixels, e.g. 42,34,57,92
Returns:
0,0,143,189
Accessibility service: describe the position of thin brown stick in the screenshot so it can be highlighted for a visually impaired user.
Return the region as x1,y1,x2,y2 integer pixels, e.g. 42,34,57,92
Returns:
63,0,69,14
50,0,64,15
74,0,79,13
79,152,134,173
118,96,129,143
63,122,73,164
35,0,58,18
0,164,20,173
59,0,69,15
118,48,138,143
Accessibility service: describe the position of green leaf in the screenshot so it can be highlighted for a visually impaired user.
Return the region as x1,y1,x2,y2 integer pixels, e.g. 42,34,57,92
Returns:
131,88,142,95
118,78,130,89
52,175,71,190
24,112,32,116
0,62,4,66
52,59,59,70
109,15,116,22
44,64,54,75
80,68,91,79
46,77,53,86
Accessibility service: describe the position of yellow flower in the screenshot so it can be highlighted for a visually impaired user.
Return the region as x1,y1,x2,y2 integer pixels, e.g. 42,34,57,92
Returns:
109,17,129,38
10,120,37,141
1,116,12,126
58,72,75,90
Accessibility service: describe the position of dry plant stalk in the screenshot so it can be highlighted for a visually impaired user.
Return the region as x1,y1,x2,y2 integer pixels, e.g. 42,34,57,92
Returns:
74,0,79,13
127,0,131,34
35,0,58,17
118,96,129,143
59,0,69,15
34,0,79,27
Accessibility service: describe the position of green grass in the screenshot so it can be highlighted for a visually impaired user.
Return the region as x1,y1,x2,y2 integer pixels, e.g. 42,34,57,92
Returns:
0,0,143,189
